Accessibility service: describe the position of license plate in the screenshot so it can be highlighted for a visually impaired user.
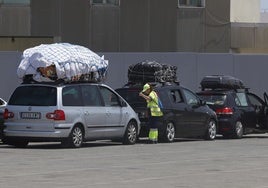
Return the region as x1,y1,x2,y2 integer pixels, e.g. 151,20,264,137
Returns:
20,112,41,119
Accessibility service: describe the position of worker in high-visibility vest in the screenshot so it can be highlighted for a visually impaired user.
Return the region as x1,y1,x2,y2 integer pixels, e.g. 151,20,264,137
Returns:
139,83,163,143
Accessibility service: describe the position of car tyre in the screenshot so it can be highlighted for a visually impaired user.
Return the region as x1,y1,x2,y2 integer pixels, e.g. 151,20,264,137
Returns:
204,119,217,140
233,121,243,139
161,122,175,143
62,125,84,148
122,121,137,145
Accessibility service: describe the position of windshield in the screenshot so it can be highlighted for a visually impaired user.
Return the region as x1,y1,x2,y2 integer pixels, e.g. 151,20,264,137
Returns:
198,94,226,106
9,86,57,106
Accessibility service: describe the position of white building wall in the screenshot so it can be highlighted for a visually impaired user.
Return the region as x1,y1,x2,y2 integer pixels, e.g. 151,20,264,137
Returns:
261,11,268,23
230,0,260,23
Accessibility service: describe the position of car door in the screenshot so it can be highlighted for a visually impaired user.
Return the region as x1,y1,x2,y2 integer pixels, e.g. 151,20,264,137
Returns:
180,88,208,136
80,85,107,139
98,86,125,137
247,92,268,129
166,88,189,136
233,92,257,129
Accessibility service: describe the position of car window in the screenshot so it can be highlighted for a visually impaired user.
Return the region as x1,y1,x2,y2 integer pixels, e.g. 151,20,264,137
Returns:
247,93,264,107
62,85,83,106
198,94,226,105
9,86,57,106
170,90,183,103
0,98,6,106
99,86,120,106
235,92,249,107
182,88,199,105
81,85,102,106
116,89,145,105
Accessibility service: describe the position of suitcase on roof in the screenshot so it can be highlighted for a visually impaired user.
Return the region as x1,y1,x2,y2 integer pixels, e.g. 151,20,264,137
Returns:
200,75,245,90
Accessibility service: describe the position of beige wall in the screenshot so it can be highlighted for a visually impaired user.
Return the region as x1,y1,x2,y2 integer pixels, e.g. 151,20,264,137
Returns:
230,0,260,23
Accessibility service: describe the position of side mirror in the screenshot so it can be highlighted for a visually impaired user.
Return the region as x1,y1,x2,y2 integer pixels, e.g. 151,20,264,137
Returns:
120,99,127,107
200,100,206,106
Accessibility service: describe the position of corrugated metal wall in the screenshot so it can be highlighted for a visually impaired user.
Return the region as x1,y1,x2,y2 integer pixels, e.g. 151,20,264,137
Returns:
31,0,60,36
120,0,177,52
204,0,231,52
90,5,120,51
1,0,268,53
120,0,150,51
177,8,205,52
0,6,30,36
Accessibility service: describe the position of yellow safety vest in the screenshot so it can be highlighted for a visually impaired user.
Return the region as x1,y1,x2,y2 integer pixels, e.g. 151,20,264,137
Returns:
147,91,163,117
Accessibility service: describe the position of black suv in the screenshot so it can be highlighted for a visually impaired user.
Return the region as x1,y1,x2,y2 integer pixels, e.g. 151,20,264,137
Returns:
197,75,268,139
116,82,217,142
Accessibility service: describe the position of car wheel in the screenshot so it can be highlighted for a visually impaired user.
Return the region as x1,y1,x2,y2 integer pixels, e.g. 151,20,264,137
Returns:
233,121,243,139
62,125,84,148
204,119,217,140
122,121,137,145
162,122,175,142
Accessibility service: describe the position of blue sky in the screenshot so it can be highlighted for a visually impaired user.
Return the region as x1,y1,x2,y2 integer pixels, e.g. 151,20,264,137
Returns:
261,0,268,10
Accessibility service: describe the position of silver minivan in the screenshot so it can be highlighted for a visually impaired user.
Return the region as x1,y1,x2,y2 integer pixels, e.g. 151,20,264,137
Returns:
3,83,140,148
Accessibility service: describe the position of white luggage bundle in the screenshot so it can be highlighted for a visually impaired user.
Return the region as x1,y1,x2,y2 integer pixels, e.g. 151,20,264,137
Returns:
17,43,109,83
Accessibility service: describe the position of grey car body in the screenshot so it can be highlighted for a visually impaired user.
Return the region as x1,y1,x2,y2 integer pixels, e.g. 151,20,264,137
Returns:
3,83,140,148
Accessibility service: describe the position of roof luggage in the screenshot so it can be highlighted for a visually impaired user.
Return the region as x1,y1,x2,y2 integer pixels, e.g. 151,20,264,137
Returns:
17,43,109,83
128,60,177,83
200,75,245,90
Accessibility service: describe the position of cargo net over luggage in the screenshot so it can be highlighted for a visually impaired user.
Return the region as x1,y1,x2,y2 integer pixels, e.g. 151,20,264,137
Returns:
128,60,177,84
17,43,109,83
200,75,245,90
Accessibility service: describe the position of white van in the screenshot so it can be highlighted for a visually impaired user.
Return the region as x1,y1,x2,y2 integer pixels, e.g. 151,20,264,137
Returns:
3,82,140,148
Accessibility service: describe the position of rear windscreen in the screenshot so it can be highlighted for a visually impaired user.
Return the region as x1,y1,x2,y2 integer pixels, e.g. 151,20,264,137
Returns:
116,89,146,107
198,94,227,106
9,86,57,106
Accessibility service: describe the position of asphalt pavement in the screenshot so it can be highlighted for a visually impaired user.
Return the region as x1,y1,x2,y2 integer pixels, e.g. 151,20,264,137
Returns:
1,135,268,188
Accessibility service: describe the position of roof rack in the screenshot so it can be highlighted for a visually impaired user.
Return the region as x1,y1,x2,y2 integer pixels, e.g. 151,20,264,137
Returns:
200,87,249,93
124,80,180,88
21,74,103,86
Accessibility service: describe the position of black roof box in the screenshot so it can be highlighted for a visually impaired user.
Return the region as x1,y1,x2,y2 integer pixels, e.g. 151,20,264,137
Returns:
200,75,245,90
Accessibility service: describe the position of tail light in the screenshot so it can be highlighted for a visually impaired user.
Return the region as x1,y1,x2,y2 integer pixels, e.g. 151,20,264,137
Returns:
46,110,65,120
139,110,149,119
3,109,14,119
216,107,233,115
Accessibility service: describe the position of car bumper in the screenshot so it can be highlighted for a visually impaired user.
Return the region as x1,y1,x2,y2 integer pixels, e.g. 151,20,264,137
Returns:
217,117,236,135
3,128,71,139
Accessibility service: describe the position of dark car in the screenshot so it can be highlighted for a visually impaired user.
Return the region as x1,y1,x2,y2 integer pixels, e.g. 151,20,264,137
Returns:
196,75,268,139
116,82,217,142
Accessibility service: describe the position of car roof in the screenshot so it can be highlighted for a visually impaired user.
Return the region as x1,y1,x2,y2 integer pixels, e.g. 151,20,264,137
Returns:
19,82,106,88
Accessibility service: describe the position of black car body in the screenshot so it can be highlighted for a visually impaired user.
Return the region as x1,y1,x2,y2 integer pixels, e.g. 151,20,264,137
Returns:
197,76,268,138
116,82,217,142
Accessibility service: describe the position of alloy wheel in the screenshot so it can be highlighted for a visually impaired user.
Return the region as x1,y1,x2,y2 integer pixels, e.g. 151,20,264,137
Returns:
166,122,175,142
